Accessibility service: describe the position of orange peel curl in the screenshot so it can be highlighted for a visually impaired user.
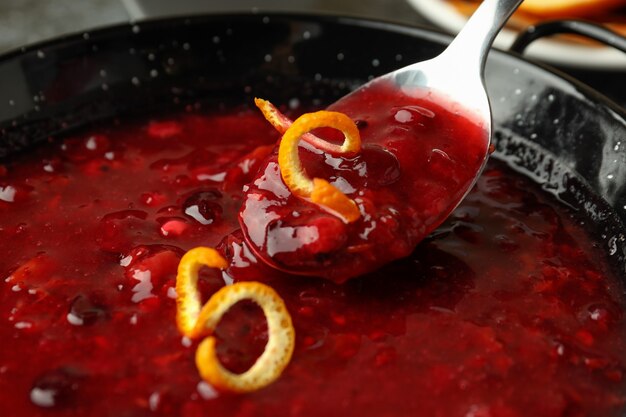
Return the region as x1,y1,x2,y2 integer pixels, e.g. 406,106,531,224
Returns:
254,98,291,134
277,110,362,223
519,0,626,18
175,247,295,393
195,282,295,393
255,97,356,156
175,247,229,338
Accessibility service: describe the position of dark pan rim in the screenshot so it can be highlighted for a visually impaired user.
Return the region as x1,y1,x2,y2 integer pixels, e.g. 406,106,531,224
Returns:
0,11,624,119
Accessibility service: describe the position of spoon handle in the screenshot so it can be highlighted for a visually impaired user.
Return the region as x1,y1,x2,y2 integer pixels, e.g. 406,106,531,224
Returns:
442,0,523,76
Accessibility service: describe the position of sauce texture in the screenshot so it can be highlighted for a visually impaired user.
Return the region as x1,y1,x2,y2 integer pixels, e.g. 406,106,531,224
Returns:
0,107,625,417
241,81,488,282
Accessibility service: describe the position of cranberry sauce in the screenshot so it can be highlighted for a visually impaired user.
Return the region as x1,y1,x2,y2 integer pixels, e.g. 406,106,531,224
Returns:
240,80,488,282
1,108,625,417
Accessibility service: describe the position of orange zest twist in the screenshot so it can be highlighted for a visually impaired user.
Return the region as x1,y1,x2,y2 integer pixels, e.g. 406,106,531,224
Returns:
176,247,229,338
255,98,351,155
175,247,295,393
279,110,362,223
255,98,362,223
254,98,291,134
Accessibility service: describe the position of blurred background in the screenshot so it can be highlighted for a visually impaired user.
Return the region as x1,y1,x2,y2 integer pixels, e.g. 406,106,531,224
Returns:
0,0,430,53
0,0,624,105
0,0,127,52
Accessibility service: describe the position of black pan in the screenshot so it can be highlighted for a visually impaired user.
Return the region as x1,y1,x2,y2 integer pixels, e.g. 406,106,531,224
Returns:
1,12,626,416
0,13,624,276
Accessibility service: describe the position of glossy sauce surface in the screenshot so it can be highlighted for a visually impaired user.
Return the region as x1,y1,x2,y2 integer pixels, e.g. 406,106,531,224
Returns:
0,107,625,417
241,81,488,282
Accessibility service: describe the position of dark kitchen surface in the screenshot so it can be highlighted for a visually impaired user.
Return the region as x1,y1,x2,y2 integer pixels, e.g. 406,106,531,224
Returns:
0,0,624,107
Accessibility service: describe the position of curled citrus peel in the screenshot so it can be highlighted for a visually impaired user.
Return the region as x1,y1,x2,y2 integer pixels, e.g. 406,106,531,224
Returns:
254,98,291,134
279,110,362,223
175,247,295,393
195,282,295,393
176,247,229,338
255,97,353,155
255,99,362,223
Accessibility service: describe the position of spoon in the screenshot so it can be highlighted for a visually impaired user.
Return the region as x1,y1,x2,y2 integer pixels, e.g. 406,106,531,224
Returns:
244,0,525,282
338,0,525,171
324,0,525,236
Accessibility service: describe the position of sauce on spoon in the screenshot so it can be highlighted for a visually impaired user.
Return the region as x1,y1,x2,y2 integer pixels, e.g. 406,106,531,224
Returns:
240,81,488,282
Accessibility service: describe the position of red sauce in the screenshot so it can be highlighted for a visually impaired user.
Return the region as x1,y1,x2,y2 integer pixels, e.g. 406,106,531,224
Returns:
241,81,488,282
0,105,625,417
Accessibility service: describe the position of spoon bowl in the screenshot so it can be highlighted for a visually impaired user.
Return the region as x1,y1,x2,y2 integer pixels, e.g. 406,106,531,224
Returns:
337,0,523,186
319,0,525,237
254,0,523,281
392,0,524,117
241,0,525,282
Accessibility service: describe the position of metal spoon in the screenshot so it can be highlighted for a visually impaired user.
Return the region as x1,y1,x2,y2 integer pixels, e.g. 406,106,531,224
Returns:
376,0,523,129
329,0,524,229
337,0,523,184
244,0,525,282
